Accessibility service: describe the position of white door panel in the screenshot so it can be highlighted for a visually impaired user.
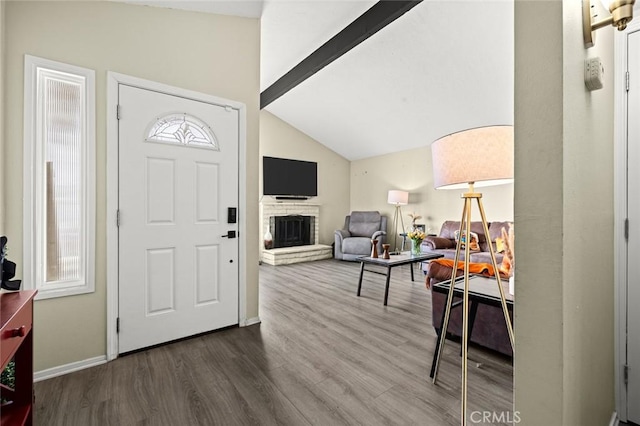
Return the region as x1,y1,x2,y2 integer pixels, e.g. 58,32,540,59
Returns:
627,29,640,424
118,84,239,353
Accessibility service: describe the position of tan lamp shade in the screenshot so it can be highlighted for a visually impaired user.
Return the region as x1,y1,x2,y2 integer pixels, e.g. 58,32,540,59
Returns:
431,125,514,190
387,190,409,205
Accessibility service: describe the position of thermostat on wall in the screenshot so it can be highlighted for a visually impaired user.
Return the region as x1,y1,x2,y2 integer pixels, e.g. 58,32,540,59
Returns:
585,57,604,91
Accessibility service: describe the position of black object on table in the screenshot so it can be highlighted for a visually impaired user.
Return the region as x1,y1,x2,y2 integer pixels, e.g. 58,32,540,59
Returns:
356,252,443,306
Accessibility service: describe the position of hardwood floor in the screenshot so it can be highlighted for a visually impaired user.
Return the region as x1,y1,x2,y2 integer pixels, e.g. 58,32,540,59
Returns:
34,259,513,425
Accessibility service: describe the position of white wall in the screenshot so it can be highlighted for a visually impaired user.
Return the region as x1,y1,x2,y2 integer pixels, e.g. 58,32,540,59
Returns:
4,1,260,371
514,1,615,424
0,0,5,234
259,110,351,245
561,1,615,423
350,146,514,238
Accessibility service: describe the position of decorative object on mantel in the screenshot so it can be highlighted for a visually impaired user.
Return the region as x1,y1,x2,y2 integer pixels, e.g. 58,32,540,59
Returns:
407,229,426,255
370,239,379,258
388,190,409,254
263,227,273,250
429,125,514,426
382,244,390,259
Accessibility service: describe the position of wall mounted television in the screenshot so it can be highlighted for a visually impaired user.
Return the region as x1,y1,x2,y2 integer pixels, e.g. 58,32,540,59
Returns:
263,156,317,199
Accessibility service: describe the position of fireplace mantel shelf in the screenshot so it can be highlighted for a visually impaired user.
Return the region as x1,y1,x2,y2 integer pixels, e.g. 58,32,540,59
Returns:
261,202,320,206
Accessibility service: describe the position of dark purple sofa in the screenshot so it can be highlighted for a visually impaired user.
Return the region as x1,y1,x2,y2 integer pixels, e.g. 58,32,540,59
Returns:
423,220,514,357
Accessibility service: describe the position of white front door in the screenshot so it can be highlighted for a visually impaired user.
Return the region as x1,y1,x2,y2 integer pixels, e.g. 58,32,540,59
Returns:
117,84,239,353
627,29,640,425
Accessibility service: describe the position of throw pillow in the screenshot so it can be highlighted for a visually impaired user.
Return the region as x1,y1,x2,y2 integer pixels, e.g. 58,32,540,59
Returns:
499,251,512,276
454,230,480,251
499,225,515,277
495,237,506,253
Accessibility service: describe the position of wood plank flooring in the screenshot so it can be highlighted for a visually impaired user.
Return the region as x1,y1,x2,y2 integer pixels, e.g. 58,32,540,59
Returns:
34,259,513,425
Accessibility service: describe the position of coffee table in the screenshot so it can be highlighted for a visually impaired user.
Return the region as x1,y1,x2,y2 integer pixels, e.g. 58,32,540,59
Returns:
429,274,514,378
356,252,444,306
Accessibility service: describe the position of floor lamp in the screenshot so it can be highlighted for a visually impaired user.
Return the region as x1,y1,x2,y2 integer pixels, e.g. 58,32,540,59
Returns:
388,190,408,254
429,125,515,426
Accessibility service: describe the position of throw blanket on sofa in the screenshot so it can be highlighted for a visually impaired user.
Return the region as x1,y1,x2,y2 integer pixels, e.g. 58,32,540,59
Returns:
425,258,508,289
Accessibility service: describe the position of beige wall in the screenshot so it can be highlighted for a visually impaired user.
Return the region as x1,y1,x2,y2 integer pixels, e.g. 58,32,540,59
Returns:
259,110,351,245
514,1,564,422
4,1,260,371
514,1,614,424
259,114,514,251
350,146,514,240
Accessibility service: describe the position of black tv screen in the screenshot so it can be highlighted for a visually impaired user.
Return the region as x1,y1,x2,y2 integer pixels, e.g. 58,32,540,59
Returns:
263,156,317,198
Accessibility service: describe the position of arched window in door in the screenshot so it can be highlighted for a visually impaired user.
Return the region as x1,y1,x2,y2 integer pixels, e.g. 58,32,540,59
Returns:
146,113,219,150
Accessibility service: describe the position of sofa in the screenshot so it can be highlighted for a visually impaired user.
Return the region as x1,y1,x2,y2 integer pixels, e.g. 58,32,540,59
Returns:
334,211,387,261
421,220,511,264
423,220,514,356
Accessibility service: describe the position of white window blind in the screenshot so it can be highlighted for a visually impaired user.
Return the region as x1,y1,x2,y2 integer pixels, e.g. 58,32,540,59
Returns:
24,56,95,299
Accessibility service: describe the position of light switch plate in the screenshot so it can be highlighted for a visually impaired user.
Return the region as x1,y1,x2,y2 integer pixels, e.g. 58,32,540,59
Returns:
585,57,604,91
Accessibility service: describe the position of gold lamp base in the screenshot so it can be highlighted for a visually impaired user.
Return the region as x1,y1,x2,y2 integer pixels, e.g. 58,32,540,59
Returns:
430,184,515,426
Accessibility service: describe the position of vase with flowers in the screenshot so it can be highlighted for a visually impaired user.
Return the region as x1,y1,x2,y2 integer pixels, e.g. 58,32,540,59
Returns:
407,228,426,255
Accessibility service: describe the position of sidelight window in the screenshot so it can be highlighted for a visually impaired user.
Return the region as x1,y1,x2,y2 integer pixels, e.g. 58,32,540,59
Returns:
23,55,95,299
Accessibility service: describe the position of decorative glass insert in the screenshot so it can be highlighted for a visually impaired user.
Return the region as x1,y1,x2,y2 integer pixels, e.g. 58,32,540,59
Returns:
43,74,85,284
146,113,218,150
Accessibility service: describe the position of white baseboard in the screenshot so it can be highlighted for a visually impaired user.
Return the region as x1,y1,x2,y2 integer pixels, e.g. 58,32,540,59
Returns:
609,411,619,426
240,316,261,327
34,355,107,382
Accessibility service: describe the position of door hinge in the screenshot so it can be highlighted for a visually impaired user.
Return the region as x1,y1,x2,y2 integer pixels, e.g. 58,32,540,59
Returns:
624,364,629,385
625,218,629,241
117,104,121,120
116,209,121,228
116,317,120,333
626,71,630,92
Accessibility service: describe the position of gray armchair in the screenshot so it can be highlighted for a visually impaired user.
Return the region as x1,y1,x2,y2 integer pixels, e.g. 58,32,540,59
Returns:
334,211,387,261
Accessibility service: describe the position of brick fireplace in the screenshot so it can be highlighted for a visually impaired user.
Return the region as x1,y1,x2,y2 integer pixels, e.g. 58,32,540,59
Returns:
260,202,332,265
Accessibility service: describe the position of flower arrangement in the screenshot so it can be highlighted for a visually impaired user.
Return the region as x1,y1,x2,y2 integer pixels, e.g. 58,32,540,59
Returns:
407,229,426,242
407,229,426,255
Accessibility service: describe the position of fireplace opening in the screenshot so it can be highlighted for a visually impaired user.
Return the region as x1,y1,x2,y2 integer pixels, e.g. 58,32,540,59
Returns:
270,215,315,248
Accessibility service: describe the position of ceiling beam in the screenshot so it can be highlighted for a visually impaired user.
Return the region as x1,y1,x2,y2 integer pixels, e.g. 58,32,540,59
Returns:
260,0,423,109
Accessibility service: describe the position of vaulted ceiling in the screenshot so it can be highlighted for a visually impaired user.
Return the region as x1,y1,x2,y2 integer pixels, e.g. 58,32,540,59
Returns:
120,0,514,161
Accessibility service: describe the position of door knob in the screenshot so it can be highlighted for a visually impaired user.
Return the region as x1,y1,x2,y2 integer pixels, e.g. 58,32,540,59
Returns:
221,230,236,238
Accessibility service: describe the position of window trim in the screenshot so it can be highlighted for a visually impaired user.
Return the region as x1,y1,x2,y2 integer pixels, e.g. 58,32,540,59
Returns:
23,55,96,299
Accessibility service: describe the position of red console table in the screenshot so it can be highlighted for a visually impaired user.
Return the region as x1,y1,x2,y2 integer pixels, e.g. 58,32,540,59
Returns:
1,290,36,426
